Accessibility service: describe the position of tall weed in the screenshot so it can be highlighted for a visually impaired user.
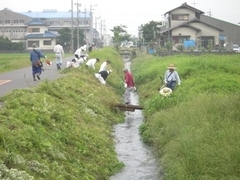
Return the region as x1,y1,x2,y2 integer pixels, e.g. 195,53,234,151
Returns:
134,54,240,179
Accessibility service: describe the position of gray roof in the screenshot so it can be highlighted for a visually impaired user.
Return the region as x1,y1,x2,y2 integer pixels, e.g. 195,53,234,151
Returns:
27,19,48,26
160,17,223,34
19,10,91,19
164,2,205,15
25,31,57,39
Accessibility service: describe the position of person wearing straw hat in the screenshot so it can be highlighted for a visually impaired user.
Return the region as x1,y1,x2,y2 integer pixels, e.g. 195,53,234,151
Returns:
164,64,181,90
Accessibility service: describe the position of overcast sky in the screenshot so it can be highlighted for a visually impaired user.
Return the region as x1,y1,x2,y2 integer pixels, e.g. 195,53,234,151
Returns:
1,0,240,36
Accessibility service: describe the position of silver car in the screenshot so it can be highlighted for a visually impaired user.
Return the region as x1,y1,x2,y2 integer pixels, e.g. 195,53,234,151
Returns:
232,44,240,53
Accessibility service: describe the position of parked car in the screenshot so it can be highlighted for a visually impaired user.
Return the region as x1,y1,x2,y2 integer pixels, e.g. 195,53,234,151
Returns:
232,44,240,53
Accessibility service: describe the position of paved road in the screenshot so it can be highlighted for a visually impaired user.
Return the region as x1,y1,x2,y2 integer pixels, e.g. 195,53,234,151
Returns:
0,56,73,97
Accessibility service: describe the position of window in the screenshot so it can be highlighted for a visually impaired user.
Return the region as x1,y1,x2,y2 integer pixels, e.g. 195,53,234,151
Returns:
28,28,40,33
5,20,10,24
13,20,19,24
172,14,189,21
43,40,52,45
28,41,39,48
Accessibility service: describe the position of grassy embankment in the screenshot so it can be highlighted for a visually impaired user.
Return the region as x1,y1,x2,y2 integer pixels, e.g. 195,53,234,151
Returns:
0,47,126,179
131,53,240,180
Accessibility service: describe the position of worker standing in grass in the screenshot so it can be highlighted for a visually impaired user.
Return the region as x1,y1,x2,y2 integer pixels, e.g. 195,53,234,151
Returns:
164,64,181,90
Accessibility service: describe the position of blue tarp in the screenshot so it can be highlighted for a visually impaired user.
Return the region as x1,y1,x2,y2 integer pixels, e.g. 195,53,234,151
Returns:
183,40,195,47
148,49,155,54
219,35,226,41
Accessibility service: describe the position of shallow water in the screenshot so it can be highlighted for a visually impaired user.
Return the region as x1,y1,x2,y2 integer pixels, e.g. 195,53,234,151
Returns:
110,91,163,180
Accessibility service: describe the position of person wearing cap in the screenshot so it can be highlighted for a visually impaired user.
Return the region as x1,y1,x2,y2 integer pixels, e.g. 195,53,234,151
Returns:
95,70,112,85
30,43,46,81
53,42,64,70
123,67,136,104
99,60,110,72
164,64,181,90
85,58,100,70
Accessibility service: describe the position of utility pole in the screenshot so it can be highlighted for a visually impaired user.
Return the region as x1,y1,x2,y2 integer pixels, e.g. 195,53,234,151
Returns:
75,1,81,48
192,0,198,7
90,4,97,45
207,9,212,17
103,20,106,46
84,7,87,44
100,18,103,47
71,0,74,53
95,16,100,43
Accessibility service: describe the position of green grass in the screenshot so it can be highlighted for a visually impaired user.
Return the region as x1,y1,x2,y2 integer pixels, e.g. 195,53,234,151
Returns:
0,53,71,73
0,47,126,179
2,50,240,179
133,53,240,180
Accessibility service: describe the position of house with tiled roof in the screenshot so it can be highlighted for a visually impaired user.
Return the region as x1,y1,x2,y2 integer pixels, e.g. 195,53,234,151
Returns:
24,19,57,50
160,2,240,49
0,8,102,50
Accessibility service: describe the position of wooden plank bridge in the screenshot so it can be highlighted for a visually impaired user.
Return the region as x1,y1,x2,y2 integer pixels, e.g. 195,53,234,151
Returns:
113,104,144,112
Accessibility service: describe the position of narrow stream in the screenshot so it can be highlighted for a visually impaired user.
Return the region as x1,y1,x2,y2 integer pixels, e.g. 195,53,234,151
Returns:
110,59,163,180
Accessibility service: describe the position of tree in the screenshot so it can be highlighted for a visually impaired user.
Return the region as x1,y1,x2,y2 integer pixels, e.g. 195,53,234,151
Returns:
110,25,131,48
57,27,85,50
73,28,85,49
0,36,24,51
141,21,162,43
57,28,71,50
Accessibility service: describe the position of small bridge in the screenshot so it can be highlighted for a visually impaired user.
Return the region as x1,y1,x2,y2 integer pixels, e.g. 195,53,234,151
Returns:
113,104,144,112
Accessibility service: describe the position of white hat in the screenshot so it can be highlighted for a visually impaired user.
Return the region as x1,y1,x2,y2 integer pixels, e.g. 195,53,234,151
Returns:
81,45,86,51
108,70,112,74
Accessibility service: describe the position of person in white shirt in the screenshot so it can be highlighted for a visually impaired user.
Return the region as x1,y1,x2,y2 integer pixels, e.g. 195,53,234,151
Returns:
85,58,100,70
53,42,64,70
66,58,79,68
76,55,88,66
95,70,112,85
99,60,110,72
74,45,86,59
164,64,181,91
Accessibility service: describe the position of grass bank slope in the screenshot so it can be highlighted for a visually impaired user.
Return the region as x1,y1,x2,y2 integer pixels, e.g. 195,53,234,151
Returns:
132,54,240,180
0,47,125,179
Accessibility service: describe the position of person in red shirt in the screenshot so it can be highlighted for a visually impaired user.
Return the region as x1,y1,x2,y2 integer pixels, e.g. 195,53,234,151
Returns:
123,67,136,104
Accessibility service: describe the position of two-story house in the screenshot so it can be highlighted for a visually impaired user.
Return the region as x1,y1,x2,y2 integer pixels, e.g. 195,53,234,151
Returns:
24,19,57,50
161,2,226,49
0,8,102,50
